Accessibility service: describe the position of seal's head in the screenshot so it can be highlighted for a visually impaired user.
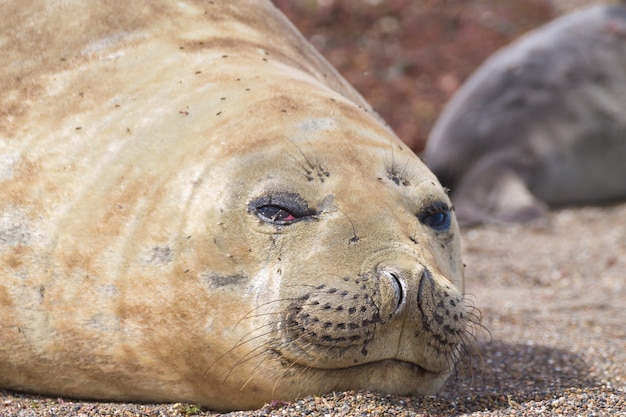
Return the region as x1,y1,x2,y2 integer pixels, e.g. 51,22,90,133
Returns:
187,87,469,408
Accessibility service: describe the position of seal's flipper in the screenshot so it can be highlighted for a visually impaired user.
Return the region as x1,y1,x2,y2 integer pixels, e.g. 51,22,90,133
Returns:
451,153,549,227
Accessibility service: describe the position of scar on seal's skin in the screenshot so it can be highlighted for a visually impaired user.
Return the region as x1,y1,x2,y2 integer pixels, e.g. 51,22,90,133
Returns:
203,273,248,289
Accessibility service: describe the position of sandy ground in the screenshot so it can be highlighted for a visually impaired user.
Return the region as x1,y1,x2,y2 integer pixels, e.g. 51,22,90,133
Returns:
2,203,625,416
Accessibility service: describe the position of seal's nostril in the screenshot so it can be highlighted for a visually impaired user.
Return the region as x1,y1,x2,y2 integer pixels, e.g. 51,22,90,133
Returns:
380,271,406,315
388,272,404,312
377,268,409,318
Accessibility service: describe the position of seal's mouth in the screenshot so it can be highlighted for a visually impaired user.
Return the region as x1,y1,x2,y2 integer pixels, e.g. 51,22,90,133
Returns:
285,357,449,395
272,349,451,395
358,359,432,375
292,357,437,377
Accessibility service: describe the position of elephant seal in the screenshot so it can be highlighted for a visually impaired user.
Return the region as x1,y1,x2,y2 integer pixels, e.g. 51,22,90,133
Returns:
423,4,626,227
0,0,469,411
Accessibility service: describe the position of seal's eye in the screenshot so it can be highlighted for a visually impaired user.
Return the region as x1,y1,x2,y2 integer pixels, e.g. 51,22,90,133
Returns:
418,203,452,232
249,192,316,225
256,205,297,224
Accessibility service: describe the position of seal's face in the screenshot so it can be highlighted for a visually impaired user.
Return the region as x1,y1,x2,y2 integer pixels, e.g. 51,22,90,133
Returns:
196,92,466,402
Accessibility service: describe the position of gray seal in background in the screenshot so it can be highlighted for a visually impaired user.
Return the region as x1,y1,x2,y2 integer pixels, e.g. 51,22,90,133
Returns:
423,4,626,227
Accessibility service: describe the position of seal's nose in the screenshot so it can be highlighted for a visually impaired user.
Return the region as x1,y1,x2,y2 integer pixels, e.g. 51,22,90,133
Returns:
378,268,408,317
376,264,467,348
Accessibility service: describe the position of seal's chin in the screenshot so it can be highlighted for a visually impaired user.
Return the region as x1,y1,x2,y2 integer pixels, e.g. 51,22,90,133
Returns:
373,358,431,375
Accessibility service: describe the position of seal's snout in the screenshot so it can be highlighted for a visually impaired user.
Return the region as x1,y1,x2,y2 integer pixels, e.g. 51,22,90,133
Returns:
281,260,467,372
374,260,467,356
376,263,434,320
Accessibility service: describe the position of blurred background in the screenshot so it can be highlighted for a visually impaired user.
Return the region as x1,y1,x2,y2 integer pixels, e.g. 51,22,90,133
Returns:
273,0,609,152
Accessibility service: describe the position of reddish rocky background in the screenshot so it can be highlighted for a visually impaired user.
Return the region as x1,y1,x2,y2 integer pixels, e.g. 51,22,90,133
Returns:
273,0,556,152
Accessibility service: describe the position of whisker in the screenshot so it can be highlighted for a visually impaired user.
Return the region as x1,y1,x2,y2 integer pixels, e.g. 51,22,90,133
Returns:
234,296,308,326
238,355,276,391
335,206,360,243
204,323,281,379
